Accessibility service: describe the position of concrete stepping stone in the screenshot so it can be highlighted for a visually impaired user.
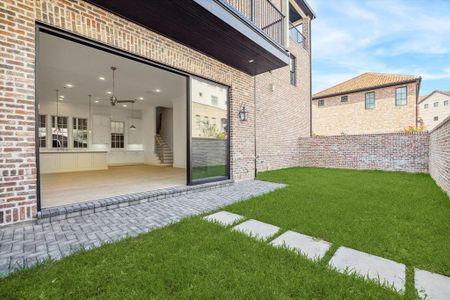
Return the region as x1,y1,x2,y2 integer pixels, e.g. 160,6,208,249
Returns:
270,230,331,261
233,219,279,241
203,211,244,226
329,247,406,292
415,268,450,300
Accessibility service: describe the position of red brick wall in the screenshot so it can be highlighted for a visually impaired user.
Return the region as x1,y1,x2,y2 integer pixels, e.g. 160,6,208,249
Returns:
255,33,311,171
298,132,429,173
0,0,37,224
0,0,260,225
429,116,450,196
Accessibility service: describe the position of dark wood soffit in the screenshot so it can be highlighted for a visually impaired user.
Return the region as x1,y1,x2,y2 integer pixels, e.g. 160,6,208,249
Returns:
84,0,288,75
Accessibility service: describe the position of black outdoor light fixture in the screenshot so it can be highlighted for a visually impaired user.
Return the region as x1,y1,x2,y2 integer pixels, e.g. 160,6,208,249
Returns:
239,105,248,121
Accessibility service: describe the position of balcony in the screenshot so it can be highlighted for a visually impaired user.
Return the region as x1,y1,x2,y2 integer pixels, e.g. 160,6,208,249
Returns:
84,0,292,75
289,22,306,49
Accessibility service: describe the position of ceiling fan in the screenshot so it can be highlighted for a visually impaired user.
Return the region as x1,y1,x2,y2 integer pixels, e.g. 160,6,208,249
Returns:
109,66,136,106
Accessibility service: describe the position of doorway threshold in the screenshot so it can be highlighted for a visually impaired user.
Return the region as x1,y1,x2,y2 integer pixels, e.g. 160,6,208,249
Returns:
37,180,233,224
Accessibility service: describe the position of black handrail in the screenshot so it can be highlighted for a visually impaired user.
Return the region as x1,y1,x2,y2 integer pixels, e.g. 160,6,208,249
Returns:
223,0,285,46
289,22,305,49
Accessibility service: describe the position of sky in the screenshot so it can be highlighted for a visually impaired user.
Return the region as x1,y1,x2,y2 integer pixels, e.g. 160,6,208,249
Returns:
307,0,450,95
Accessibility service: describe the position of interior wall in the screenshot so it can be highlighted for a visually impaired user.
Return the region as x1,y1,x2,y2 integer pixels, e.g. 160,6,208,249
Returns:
156,107,174,149
173,95,187,169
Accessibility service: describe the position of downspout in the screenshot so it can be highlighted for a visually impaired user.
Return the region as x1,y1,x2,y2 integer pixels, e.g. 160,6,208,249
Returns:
254,75,257,179
309,19,313,137
416,77,422,128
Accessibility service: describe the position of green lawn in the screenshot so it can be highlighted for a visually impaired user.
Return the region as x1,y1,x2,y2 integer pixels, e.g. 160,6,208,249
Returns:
1,167,449,299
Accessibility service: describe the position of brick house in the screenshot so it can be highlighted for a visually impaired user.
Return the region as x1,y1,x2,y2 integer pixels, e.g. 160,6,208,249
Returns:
0,0,314,225
312,73,422,136
419,90,450,131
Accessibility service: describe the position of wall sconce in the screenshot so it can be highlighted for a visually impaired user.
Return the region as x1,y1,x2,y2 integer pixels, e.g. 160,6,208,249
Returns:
270,83,276,92
239,105,248,122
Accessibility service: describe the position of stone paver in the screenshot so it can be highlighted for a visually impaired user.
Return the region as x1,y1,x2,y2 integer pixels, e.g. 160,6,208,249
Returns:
204,211,244,226
415,268,450,300
271,230,331,261
329,246,406,292
233,219,279,241
0,180,284,277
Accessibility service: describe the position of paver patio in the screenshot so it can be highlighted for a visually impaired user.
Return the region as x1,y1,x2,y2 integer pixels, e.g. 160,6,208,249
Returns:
0,180,284,277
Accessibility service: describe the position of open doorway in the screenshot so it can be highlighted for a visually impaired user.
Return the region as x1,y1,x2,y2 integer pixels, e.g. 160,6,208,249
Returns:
36,30,188,208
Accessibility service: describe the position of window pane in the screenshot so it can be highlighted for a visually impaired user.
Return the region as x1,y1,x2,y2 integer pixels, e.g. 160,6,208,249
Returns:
73,117,88,148
395,87,407,106
111,121,125,148
52,116,68,148
39,115,46,148
191,77,228,182
365,92,375,109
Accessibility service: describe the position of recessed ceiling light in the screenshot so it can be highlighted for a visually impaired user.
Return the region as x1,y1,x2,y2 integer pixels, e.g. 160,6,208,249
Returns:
59,95,65,99
99,76,105,81
138,97,144,100
248,59,254,63
65,83,74,88
155,89,161,93
122,104,127,107
107,91,112,95
95,100,99,103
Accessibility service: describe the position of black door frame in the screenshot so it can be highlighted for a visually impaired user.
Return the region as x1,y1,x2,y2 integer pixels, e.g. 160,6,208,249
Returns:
34,22,231,211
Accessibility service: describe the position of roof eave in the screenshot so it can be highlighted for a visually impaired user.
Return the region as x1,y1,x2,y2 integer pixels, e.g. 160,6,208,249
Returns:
312,78,421,100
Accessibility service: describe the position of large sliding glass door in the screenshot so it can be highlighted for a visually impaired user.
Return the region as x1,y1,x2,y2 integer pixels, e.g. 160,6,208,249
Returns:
189,77,229,183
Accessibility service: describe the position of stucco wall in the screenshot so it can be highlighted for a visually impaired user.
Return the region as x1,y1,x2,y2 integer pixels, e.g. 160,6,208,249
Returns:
429,116,450,196
419,92,450,131
312,82,419,136
298,132,430,173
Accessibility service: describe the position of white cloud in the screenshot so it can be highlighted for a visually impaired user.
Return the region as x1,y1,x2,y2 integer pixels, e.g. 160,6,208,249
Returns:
309,0,450,91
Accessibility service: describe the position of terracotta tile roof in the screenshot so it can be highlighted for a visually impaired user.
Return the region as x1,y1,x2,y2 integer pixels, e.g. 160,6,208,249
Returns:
313,72,421,99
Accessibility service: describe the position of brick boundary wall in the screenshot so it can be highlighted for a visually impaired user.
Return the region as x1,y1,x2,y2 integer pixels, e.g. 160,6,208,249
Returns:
429,116,450,196
298,132,430,173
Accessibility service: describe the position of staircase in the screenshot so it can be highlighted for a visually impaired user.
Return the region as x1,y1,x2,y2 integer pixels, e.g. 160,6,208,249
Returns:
155,134,173,165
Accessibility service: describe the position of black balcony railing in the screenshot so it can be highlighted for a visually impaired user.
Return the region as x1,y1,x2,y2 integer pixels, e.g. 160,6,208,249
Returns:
289,22,305,49
223,0,285,46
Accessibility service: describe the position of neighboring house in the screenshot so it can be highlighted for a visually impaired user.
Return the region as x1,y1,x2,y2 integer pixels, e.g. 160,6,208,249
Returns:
312,73,421,136
0,0,314,225
419,90,450,131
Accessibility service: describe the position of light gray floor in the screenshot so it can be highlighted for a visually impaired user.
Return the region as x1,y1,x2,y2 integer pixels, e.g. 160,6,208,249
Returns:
0,180,285,277
415,268,450,300
233,219,280,241
271,230,331,261
329,246,406,292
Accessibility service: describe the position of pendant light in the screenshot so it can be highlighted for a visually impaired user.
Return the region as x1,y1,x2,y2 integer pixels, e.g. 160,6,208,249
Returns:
54,89,61,134
130,101,136,130
88,94,92,135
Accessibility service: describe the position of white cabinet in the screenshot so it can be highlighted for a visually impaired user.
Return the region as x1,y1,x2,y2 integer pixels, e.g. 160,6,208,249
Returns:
92,114,110,145
39,151,108,174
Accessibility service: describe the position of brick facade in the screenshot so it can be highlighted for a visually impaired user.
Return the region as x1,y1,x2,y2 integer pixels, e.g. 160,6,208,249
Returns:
312,82,419,136
298,132,430,173
0,0,265,224
429,116,450,196
255,31,311,171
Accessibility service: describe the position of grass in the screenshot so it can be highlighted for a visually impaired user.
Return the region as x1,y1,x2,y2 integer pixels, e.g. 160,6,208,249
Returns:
227,167,450,276
0,218,403,299
1,167,448,299
192,165,226,180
